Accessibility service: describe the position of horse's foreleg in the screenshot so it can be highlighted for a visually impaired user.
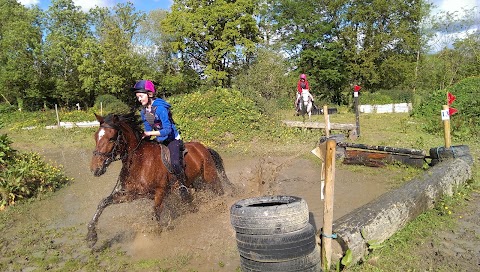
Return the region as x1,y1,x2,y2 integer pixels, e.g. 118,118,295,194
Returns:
86,194,113,247
153,187,168,222
86,191,133,248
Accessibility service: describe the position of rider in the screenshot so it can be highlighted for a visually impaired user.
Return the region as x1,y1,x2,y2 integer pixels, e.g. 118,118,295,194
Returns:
132,80,188,197
295,74,311,112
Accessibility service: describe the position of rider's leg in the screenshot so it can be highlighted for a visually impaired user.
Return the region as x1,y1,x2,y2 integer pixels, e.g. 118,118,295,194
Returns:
167,139,189,198
295,92,300,112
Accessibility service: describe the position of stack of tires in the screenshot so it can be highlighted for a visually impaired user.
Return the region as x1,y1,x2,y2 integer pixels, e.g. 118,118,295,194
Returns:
230,195,321,272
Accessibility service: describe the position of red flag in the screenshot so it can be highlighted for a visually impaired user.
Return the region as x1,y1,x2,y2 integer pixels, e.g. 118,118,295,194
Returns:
354,85,361,92
447,92,456,105
449,107,458,115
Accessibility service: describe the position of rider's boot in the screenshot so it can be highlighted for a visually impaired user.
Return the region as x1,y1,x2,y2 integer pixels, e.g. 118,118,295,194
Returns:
177,171,192,202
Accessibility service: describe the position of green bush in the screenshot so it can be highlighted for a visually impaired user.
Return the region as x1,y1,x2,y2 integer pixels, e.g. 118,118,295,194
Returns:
356,89,413,105
413,76,480,140
93,94,129,114
0,134,71,210
0,134,16,166
168,89,266,145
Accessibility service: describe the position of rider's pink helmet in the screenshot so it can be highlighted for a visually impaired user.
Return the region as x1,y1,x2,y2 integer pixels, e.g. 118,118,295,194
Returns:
300,74,307,80
131,80,156,94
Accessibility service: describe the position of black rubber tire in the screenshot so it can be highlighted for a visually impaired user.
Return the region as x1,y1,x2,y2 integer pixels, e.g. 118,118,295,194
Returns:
230,195,309,235
236,224,316,262
429,145,470,166
240,245,321,272
429,145,470,159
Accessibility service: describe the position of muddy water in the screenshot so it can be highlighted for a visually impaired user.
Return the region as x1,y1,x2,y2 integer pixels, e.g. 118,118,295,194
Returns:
31,148,390,271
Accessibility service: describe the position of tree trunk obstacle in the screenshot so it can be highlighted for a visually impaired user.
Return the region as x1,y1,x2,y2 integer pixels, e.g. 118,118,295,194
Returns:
330,150,473,268
338,142,427,168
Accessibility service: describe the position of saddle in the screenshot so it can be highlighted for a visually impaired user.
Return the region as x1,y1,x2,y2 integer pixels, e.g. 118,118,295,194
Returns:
159,144,187,174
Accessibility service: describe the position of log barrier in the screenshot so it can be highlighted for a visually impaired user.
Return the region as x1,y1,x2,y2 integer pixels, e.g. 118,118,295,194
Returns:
330,152,473,267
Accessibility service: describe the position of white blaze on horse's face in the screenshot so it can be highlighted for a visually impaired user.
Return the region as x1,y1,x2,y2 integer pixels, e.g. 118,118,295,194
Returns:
97,128,106,142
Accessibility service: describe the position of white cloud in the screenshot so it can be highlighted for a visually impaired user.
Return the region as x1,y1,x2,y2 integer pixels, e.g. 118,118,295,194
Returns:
428,0,479,52
436,0,478,14
73,0,111,11
18,0,40,5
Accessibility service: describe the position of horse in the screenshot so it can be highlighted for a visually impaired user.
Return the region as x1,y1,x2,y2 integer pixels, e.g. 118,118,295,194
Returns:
298,89,314,120
86,112,229,248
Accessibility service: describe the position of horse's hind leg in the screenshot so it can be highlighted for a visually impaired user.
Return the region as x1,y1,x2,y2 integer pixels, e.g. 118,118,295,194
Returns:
203,163,224,195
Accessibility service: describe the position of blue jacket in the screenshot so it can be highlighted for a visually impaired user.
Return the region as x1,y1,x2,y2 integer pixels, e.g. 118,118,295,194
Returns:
140,98,180,143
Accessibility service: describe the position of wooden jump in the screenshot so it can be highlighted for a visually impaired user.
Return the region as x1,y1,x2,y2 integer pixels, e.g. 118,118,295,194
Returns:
282,120,357,139
282,120,355,130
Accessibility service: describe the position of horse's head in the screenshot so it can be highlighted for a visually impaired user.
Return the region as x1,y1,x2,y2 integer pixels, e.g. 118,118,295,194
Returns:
301,89,311,102
90,113,125,176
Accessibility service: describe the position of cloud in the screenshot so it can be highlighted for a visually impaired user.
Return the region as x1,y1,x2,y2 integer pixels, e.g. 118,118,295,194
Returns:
18,0,40,5
436,0,478,14
73,0,111,11
428,0,479,52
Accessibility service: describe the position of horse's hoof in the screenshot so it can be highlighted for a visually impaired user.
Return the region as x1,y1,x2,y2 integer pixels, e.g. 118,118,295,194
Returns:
86,231,98,248
179,186,192,203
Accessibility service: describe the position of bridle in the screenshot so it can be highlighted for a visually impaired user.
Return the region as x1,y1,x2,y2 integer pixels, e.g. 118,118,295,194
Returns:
92,123,125,165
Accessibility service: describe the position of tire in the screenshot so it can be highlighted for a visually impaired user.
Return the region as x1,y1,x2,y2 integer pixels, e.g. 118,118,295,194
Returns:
429,145,470,166
236,224,316,262
240,245,321,272
429,145,470,159
230,195,309,235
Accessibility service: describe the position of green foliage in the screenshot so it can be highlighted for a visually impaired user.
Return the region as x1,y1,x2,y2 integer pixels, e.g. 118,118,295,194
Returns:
93,94,130,114
233,48,292,112
169,89,265,146
162,0,259,87
0,134,16,166
0,141,71,209
358,89,413,105
413,76,480,140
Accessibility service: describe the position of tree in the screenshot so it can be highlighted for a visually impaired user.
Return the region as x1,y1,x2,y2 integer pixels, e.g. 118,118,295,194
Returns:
234,48,292,111
267,0,429,104
162,0,259,88
0,0,43,109
44,0,91,106
88,3,147,104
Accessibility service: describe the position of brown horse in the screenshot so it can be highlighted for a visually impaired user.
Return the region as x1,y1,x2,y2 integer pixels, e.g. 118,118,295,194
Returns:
87,112,228,247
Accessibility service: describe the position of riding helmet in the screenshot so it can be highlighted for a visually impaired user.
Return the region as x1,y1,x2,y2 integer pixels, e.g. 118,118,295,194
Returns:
131,80,156,94
300,74,307,80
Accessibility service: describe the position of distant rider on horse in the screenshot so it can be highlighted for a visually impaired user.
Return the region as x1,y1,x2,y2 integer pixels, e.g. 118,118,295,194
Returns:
295,74,314,112
132,80,188,197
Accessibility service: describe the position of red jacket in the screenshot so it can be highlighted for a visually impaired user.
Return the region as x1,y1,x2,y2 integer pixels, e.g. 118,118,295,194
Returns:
297,80,310,93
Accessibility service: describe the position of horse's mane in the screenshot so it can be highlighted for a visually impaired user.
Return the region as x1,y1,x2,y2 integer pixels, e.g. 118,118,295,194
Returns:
103,112,144,141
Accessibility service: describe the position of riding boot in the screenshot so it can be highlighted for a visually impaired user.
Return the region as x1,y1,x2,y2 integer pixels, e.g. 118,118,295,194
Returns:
177,171,191,202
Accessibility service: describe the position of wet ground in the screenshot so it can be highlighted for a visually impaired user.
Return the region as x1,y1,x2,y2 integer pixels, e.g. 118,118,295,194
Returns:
3,146,478,271
28,147,390,271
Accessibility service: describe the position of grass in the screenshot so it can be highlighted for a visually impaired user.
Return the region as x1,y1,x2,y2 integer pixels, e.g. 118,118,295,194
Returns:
1,107,478,271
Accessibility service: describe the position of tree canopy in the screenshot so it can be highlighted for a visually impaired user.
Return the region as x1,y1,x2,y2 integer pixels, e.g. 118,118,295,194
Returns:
0,0,478,109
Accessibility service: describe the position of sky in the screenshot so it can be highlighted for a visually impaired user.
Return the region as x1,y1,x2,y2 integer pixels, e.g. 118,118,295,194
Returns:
17,0,478,51
17,0,478,15
18,0,173,12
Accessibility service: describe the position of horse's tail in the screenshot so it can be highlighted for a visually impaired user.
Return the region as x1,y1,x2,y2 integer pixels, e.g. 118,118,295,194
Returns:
207,148,235,193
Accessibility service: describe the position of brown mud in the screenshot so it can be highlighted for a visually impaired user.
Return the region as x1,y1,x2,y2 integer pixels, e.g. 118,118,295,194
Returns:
2,146,479,271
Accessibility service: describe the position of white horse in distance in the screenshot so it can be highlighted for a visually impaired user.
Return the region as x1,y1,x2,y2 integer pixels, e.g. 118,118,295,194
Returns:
298,89,314,120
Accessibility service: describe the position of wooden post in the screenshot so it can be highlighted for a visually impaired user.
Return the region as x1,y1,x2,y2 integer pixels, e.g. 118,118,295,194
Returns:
55,104,60,126
353,90,360,137
442,105,451,148
323,105,330,138
321,139,336,270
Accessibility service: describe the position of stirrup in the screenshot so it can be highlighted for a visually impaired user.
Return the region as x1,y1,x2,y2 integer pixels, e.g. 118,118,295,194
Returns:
179,185,188,191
